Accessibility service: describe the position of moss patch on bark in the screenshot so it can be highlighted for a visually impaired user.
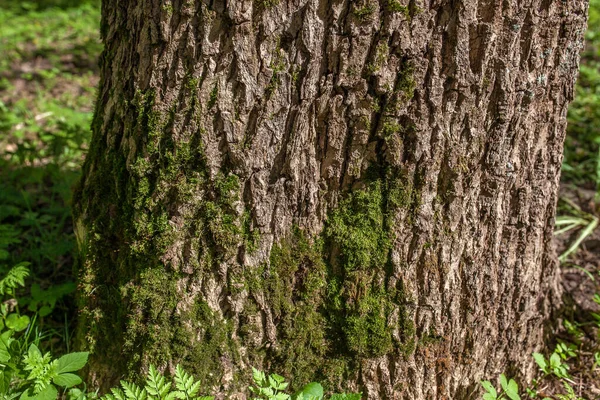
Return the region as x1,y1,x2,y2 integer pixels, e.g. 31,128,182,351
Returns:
75,80,416,392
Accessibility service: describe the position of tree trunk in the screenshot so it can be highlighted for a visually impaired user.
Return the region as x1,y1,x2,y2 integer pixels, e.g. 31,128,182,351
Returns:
73,0,588,398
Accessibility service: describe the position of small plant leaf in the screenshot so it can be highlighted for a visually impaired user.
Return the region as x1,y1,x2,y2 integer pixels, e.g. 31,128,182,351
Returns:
295,382,324,399
505,378,520,400
5,313,29,332
480,381,496,396
21,385,58,400
532,353,547,371
54,373,83,388
499,374,508,392
56,352,89,373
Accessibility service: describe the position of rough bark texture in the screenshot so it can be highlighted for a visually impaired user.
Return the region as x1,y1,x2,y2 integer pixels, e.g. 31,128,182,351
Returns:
74,0,588,398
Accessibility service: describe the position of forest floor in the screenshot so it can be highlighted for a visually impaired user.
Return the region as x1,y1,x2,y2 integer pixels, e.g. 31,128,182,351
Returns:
0,0,100,353
1,0,600,399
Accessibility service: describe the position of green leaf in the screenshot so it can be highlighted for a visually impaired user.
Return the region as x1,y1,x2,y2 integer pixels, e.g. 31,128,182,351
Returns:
271,374,286,384
67,388,86,400
108,388,126,400
505,378,520,400
27,343,42,359
532,353,547,371
483,394,497,400
499,374,508,392
296,382,323,399
174,365,201,397
146,365,171,398
480,381,497,397
20,385,57,400
53,373,83,388
56,352,89,373
122,380,147,400
5,313,29,332
0,346,10,363
252,368,267,387
38,306,52,317
550,353,561,369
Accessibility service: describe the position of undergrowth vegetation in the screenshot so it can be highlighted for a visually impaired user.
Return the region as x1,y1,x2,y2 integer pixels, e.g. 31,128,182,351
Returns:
1,0,600,398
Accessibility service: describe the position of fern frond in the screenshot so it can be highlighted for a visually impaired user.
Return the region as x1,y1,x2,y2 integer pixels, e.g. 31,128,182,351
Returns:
121,380,147,400
145,365,171,399
174,365,201,397
104,388,126,400
0,263,30,296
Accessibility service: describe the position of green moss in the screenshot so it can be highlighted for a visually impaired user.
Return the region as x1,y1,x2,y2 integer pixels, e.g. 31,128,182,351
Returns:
396,60,416,101
255,0,280,8
204,201,240,252
326,181,390,272
387,0,409,17
291,65,300,84
248,228,331,387
323,176,416,359
418,328,444,348
381,119,402,140
267,45,286,97
185,76,200,92
370,97,381,113
242,211,260,253
387,172,411,209
382,60,416,112
344,289,393,356
398,305,416,356
162,3,174,17
367,42,389,75
179,300,238,386
353,3,376,22
346,66,359,77
125,266,179,368
208,83,218,109
76,69,421,391
74,86,244,386
214,173,240,204
195,173,246,258
359,115,371,131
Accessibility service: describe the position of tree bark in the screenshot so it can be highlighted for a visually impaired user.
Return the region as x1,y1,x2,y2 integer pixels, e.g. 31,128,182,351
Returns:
74,0,588,398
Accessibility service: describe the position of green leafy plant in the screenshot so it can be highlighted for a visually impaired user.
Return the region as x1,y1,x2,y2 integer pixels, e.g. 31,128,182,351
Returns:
533,352,570,379
249,368,361,400
0,264,89,399
554,342,577,361
103,365,213,400
250,368,290,400
19,344,89,399
20,281,76,317
0,263,31,333
480,374,520,400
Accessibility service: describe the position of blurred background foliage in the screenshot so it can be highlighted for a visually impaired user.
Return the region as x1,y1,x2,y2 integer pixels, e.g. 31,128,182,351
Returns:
0,0,100,351
0,0,599,371
564,0,600,190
